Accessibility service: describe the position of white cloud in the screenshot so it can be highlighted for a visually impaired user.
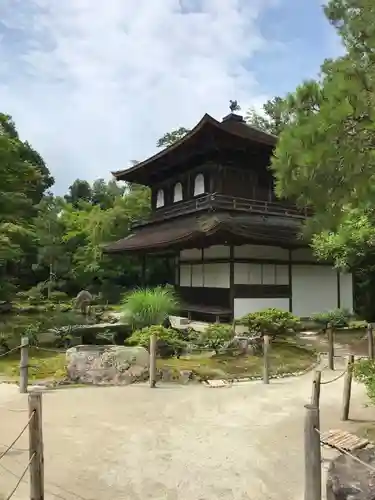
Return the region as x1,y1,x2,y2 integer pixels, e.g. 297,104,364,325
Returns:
0,0,276,193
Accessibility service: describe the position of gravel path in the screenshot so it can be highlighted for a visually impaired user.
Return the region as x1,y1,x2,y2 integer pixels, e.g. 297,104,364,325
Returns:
0,369,373,500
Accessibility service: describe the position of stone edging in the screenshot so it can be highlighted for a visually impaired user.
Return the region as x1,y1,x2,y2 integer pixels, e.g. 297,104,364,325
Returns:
228,359,319,384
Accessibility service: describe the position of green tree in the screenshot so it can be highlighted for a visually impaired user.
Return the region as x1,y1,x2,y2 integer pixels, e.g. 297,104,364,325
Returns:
0,114,53,299
267,0,375,317
156,127,190,148
246,97,291,136
269,0,375,264
91,179,125,209
64,179,93,207
32,195,69,298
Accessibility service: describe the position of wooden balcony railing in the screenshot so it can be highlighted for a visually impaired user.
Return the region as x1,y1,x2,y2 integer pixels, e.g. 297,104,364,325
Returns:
132,193,309,228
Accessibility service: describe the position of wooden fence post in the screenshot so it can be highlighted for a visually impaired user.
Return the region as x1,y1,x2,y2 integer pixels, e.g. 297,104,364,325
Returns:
304,404,322,500
327,323,334,370
311,370,321,408
368,323,374,360
28,392,44,500
341,354,354,422
149,333,157,388
263,334,270,385
20,336,29,394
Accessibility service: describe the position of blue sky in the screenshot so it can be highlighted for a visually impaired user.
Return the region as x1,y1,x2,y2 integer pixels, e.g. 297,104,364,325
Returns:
0,0,343,194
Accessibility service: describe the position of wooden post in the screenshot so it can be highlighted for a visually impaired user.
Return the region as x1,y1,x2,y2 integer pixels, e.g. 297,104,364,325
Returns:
327,323,334,370
20,336,29,394
311,370,321,408
304,404,322,500
28,393,44,500
368,323,374,360
341,354,354,422
263,334,270,385
149,333,157,388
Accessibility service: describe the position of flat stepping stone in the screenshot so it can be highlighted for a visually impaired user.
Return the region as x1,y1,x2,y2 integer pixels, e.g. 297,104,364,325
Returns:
320,429,369,452
203,379,231,388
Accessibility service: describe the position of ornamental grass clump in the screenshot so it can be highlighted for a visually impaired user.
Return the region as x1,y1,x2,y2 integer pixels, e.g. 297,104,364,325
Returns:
121,286,179,330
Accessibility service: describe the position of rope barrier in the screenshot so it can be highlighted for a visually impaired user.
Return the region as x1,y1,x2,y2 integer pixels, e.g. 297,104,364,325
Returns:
0,411,35,461
315,427,375,474
320,368,348,385
0,453,91,500
0,345,22,358
0,442,28,453
34,346,65,354
5,452,35,500
0,459,71,500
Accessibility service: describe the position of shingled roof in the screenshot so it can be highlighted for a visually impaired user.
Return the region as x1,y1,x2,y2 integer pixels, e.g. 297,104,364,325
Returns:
112,113,277,184
104,213,303,254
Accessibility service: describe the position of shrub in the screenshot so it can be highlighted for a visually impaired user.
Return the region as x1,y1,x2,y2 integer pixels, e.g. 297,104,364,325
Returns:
353,359,375,404
0,333,10,353
24,322,42,346
126,325,185,358
237,308,301,340
198,324,233,354
51,325,79,348
121,286,179,330
311,308,351,330
48,291,69,304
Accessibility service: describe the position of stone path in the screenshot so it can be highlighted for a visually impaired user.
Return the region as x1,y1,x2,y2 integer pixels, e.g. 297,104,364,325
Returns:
0,369,374,500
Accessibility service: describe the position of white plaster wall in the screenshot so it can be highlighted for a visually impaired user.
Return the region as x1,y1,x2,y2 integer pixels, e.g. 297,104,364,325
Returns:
180,249,202,261
292,265,337,317
234,263,289,285
234,298,290,318
204,245,230,258
203,263,230,288
234,244,288,261
191,264,204,287
340,273,354,312
179,262,229,288
276,265,289,285
234,263,261,284
179,265,191,286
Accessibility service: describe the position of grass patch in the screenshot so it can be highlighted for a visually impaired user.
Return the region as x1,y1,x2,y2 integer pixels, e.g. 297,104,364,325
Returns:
0,347,66,381
0,340,316,383
157,340,316,380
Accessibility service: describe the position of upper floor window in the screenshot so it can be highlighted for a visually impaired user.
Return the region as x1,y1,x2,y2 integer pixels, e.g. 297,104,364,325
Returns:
194,173,205,196
173,182,183,203
156,189,164,208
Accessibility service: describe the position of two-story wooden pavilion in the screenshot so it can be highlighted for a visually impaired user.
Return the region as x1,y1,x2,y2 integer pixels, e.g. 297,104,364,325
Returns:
105,110,353,322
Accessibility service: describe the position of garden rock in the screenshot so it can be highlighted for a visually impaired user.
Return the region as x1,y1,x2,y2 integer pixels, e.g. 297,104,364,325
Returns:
179,370,192,384
66,345,149,385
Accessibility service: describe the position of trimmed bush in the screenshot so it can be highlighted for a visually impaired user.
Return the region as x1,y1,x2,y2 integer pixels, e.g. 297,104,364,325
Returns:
237,308,301,339
198,324,233,354
311,308,351,330
126,325,185,358
353,359,375,404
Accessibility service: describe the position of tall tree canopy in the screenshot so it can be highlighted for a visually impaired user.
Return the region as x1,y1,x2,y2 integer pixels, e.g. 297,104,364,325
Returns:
268,0,375,271
0,114,54,299
156,127,190,148
246,97,292,136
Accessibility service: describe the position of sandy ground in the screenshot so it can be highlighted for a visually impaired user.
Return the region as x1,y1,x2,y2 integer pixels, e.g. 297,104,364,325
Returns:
0,365,374,500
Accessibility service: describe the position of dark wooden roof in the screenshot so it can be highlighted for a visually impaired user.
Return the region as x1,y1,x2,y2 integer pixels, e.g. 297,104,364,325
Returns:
104,213,303,254
112,113,277,185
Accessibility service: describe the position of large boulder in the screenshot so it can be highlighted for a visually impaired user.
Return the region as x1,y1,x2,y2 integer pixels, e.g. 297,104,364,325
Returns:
66,345,149,385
